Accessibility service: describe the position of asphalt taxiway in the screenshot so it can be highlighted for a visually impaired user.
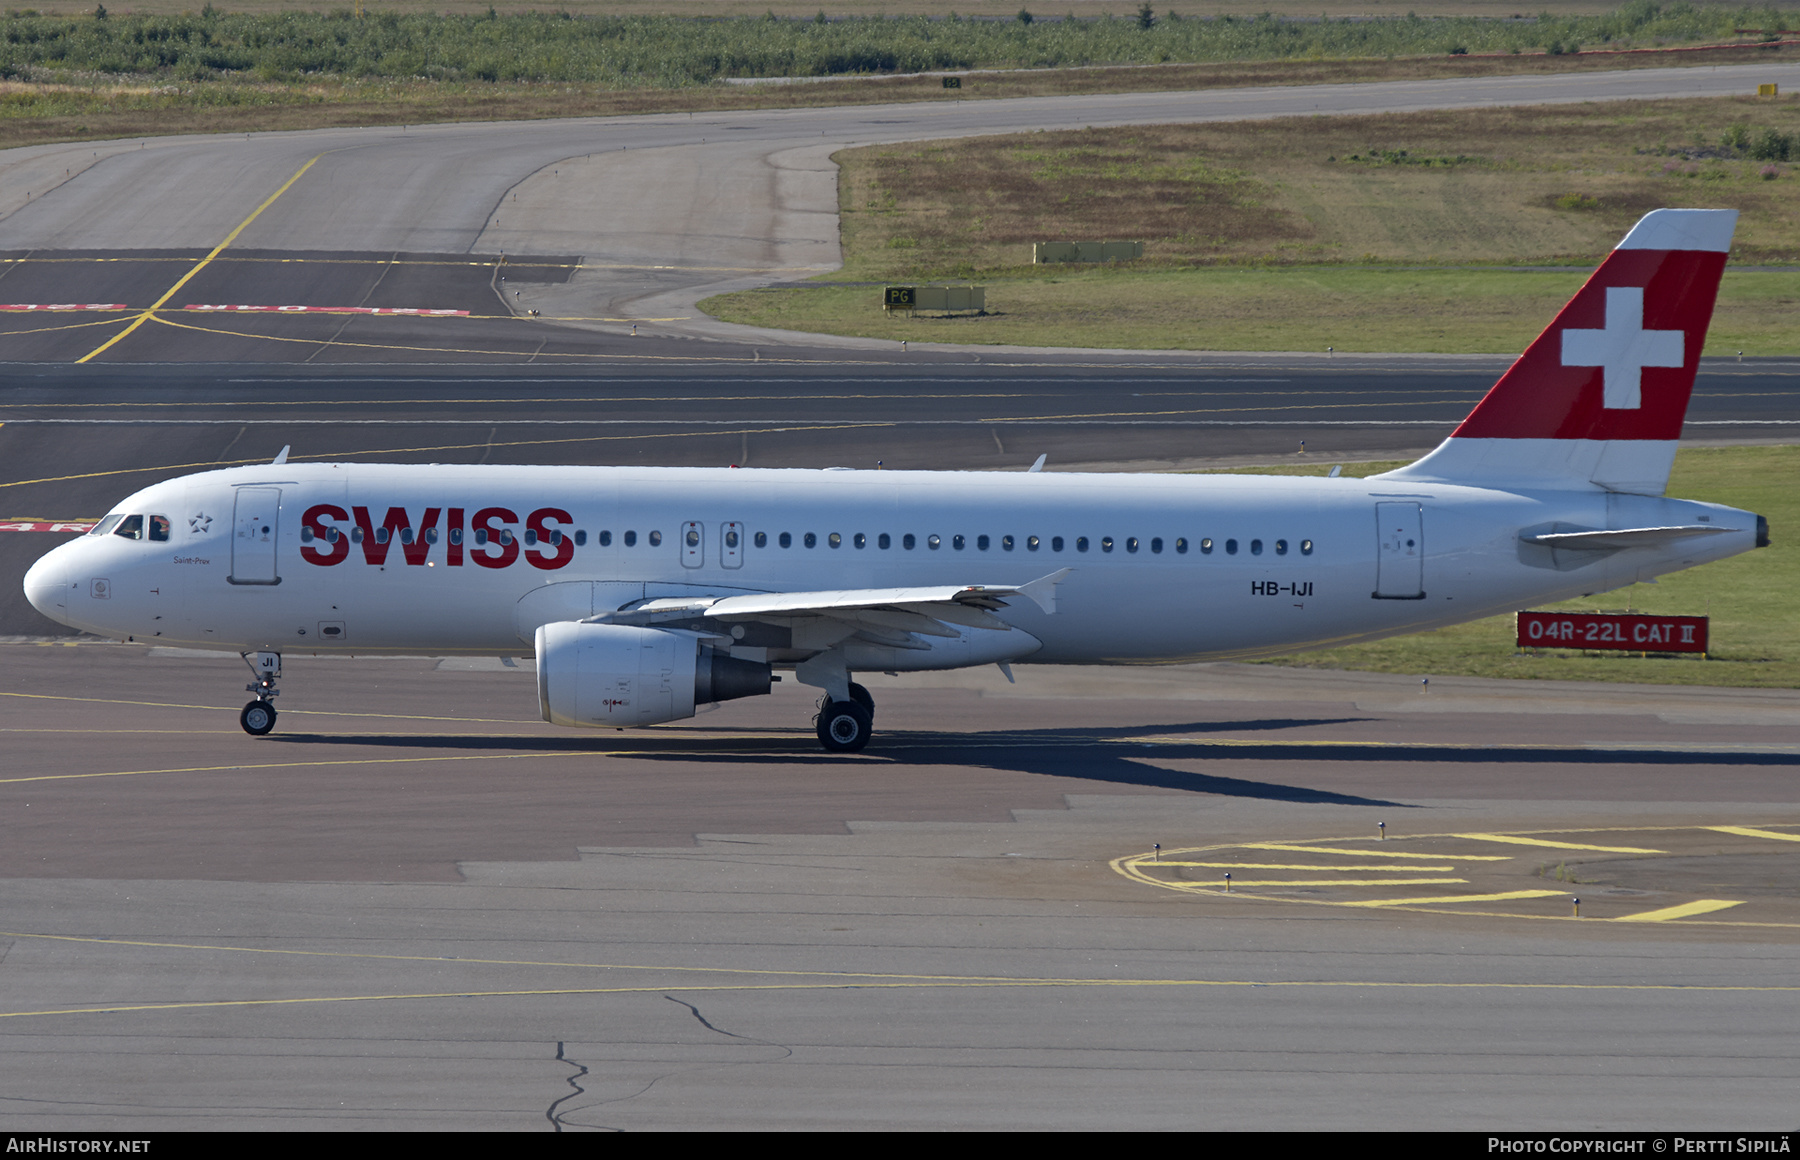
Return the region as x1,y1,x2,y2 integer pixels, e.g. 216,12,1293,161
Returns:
2,644,1797,1129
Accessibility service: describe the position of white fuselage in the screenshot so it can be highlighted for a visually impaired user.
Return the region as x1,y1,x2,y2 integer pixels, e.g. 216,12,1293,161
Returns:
24,462,1760,666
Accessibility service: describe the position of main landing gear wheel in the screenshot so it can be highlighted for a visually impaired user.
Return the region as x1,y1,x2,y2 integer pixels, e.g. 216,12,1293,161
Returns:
240,700,277,736
848,682,874,716
816,698,873,753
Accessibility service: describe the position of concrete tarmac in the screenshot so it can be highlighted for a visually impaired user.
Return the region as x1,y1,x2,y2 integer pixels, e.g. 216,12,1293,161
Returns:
1,642,1797,1129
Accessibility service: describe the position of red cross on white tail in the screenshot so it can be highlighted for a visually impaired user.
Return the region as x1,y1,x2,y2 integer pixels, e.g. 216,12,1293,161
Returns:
1560,287,1685,410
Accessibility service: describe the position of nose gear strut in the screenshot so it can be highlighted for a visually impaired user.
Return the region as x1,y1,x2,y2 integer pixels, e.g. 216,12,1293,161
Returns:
239,651,281,736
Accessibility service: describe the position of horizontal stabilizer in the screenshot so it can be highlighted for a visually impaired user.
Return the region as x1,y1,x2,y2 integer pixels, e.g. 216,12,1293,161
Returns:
1520,525,1732,550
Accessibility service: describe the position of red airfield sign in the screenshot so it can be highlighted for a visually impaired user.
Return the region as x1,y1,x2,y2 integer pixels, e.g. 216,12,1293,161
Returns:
1517,611,1708,654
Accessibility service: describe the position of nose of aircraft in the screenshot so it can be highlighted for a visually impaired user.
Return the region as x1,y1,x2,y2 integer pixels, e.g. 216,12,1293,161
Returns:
23,544,72,626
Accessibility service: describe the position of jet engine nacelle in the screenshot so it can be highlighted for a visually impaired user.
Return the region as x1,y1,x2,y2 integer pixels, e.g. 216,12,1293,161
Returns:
535,621,772,728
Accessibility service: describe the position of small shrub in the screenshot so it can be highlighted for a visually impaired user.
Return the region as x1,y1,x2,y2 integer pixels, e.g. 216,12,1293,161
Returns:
1555,193,1602,211
1749,129,1793,162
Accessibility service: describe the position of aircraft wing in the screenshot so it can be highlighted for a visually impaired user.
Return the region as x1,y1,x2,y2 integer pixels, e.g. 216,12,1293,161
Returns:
592,569,1071,648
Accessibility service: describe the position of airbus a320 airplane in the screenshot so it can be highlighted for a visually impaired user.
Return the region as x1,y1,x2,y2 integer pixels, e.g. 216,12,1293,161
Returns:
24,209,1769,752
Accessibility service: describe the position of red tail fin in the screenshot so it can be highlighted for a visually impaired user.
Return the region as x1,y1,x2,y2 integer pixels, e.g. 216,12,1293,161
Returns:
1379,209,1735,494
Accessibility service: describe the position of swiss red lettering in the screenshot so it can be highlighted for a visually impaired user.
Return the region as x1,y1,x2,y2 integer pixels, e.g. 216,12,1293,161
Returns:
300,504,350,566
526,508,575,571
470,507,519,569
304,502,576,570
352,506,439,566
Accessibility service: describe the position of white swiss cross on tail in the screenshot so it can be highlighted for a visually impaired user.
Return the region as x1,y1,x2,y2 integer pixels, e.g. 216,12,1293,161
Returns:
1560,287,1685,410
1373,208,1735,496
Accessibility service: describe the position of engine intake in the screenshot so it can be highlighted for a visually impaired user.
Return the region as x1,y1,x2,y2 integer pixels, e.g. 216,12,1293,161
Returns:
535,621,771,728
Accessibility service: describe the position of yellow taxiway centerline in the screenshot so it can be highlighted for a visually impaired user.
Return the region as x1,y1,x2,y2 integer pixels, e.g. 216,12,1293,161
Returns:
1338,890,1568,908
1157,862,1458,872
1205,878,1469,887
1614,900,1747,922
1705,825,1800,843
74,153,324,364
1452,833,1665,854
1242,843,1514,861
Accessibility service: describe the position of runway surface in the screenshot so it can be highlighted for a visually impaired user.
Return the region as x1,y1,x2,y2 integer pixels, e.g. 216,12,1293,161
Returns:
2,644,1798,1129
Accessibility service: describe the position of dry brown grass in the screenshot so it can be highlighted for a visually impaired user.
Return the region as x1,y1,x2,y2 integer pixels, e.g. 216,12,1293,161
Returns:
833,91,1800,280
2,41,1797,153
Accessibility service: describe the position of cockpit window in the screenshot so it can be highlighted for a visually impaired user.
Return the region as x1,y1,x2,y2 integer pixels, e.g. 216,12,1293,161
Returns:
89,514,124,537
148,515,170,542
113,514,143,540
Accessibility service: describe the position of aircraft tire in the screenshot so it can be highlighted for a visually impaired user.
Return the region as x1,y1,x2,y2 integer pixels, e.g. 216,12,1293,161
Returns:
240,700,277,736
816,699,872,753
848,682,874,716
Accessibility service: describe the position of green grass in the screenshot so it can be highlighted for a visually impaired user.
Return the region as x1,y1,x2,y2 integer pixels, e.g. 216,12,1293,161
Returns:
1220,446,1800,687
705,267,1798,354
704,96,1800,352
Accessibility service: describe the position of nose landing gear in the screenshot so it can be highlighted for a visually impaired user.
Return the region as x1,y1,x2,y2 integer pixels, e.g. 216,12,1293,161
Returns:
240,651,281,736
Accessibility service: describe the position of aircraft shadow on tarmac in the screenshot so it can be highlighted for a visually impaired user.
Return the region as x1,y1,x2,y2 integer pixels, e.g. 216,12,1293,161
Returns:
249,713,1791,807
